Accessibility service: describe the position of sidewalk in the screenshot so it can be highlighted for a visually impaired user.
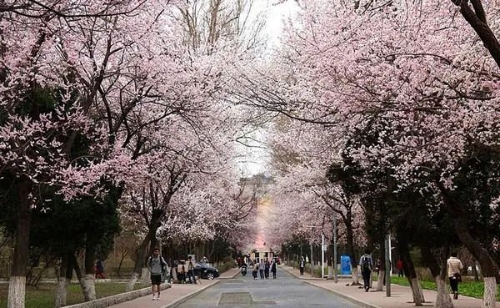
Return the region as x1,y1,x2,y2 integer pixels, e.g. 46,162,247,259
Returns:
107,267,241,308
280,265,495,308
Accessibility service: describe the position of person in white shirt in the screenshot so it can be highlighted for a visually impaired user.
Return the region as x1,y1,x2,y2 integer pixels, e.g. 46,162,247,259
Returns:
447,252,464,300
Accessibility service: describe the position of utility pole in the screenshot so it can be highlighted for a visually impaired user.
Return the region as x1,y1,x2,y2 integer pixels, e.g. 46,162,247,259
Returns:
321,233,325,278
385,233,391,297
310,242,314,276
333,216,338,283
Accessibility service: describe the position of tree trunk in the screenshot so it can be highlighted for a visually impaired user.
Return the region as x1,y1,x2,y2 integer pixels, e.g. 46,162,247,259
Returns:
81,274,96,301
376,243,386,292
81,248,96,301
434,276,454,308
55,255,69,308
482,276,497,308
117,253,127,277
72,253,83,281
127,272,140,292
399,239,425,305
457,0,500,69
127,229,156,291
452,216,499,278
473,261,479,282
409,277,425,306
420,245,450,308
451,216,499,306
71,252,92,302
55,276,70,308
376,269,385,291
8,179,32,308
141,268,150,284
351,267,360,285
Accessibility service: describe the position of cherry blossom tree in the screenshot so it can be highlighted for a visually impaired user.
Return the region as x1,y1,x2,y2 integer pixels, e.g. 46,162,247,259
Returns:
0,1,143,304
231,0,500,306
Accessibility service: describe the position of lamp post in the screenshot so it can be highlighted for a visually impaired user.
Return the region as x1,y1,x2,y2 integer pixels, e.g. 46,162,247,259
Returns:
321,232,325,278
310,241,313,276
385,233,392,297
333,216,338,283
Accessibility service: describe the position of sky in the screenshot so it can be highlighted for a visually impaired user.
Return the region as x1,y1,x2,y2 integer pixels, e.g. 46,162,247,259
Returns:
255,0,300,48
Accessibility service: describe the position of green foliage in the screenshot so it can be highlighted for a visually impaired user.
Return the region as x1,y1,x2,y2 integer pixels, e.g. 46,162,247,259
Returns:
30,182,122,260
216,261,234,273
0,282,148,308
390,276,500,301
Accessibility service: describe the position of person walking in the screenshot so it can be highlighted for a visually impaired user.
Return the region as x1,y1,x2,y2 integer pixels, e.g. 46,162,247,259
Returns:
447,252,464,300
186,256,197,284
252,260,259,279
177,260,186,283
271,259,277,279
264,258,270,279
259,259,265,279
95,257,105,279
147,248,167,300
299,257,305,275
396,259,404,277
359,249,373,292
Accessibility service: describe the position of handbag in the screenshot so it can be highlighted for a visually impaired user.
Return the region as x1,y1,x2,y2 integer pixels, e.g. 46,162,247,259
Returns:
453,273,462,283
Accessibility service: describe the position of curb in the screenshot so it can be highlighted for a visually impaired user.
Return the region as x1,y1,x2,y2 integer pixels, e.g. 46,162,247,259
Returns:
62,284,171,308
220,268,242,279
160,280,220,308
280,266,381,308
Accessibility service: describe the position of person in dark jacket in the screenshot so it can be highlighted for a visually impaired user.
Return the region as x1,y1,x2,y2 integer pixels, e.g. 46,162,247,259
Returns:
264,258,270,279
95,257,105,279
359,249,373,292
299,257,305,275
186,256,197,284
271,259,277,279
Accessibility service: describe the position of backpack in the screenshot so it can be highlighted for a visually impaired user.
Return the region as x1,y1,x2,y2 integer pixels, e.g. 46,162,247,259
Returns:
148,255,167,272
361,255,371,272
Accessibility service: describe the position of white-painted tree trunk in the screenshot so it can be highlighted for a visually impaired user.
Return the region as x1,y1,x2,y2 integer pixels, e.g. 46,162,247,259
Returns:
171,267,177,282
81,274,96,301
410,277,425,306
8,276,26,308
127,272,140,292
482,277,497,308
351,267,360,285
434,276,454,308
55,277,70,308
376,270,385,291
142,268,149,284
328,265,333,279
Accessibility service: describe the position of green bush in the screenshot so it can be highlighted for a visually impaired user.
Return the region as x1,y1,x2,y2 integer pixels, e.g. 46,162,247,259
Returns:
216,261,233,273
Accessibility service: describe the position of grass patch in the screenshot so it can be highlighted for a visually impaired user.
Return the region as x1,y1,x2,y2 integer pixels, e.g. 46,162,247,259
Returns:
0,282,147,308
389,276,500,301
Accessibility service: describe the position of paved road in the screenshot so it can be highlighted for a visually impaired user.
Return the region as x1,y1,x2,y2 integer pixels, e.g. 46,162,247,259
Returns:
174,269,362,308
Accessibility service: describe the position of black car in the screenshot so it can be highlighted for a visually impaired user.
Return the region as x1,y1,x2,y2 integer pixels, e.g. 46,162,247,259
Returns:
195,262,220,280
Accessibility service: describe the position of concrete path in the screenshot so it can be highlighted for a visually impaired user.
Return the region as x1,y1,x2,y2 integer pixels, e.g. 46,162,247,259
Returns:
107,267,241,308
106,265,499,308
280,265,497,308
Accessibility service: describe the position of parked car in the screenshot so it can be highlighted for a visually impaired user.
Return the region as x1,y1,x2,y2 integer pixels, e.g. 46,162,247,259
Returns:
195,262,220,280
